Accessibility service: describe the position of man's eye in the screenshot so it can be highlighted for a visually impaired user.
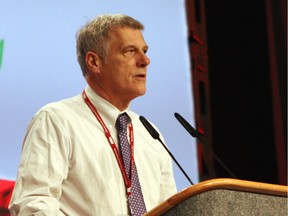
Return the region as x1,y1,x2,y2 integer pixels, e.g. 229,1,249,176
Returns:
124,49,135,56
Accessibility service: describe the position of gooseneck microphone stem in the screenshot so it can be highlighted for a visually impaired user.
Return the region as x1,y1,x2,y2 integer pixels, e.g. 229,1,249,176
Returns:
174,112,237,179
198,133,238,179
139,116,194,185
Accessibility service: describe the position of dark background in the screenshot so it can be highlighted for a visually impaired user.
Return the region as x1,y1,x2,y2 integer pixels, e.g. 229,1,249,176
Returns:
186,0,287,184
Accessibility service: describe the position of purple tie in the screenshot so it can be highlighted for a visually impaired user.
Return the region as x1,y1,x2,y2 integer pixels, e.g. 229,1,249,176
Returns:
116,113,147,216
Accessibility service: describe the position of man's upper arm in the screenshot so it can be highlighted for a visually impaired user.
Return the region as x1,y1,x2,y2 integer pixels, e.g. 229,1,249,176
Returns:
9,110,70,215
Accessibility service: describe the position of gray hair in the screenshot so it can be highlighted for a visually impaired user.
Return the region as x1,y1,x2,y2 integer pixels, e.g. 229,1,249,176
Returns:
76,14,144,76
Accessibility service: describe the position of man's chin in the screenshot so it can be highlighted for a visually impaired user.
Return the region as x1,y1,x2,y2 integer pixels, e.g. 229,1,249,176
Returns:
131,89,146,99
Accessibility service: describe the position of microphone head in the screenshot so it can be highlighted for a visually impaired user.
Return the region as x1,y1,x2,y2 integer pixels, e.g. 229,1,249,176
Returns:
174,112,199,138
139,116,160,140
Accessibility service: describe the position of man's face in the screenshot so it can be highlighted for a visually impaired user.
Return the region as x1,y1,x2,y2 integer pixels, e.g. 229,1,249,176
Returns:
99,27,150,103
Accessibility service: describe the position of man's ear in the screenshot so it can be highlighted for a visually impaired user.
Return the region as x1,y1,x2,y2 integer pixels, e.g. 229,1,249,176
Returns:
86,51,102,73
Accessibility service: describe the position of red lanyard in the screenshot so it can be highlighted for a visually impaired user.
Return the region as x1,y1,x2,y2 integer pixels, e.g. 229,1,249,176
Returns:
82,90,134,195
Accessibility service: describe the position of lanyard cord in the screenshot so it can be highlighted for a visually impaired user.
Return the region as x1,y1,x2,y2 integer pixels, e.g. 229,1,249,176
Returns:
82,90,134,195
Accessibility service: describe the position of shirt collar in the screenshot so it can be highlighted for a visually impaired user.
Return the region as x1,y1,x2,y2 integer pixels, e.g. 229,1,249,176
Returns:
84,85,136,127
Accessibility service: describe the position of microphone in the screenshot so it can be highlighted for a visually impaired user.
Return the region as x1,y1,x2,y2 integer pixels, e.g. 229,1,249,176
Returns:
139,116,194,185
174,112,237,178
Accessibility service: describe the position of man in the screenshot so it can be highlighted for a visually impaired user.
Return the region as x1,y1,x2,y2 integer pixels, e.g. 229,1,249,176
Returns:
9,14,177,215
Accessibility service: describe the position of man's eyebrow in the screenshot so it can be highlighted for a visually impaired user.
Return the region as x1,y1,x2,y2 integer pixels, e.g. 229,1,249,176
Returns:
122,45,135,49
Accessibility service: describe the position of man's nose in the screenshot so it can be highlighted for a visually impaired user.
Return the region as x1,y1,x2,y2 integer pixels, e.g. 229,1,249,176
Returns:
137,52,150,67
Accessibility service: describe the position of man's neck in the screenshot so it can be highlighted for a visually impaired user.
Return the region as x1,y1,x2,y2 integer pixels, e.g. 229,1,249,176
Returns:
87,81,130,111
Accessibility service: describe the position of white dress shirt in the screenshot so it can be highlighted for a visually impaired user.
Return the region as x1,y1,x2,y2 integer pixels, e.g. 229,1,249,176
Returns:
9,85,177,215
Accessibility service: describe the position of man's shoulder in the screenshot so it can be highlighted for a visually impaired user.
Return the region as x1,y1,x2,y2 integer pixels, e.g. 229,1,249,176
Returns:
37,94,84,117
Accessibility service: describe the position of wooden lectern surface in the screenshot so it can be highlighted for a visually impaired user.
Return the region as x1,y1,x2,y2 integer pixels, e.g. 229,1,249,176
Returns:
145,178,288,216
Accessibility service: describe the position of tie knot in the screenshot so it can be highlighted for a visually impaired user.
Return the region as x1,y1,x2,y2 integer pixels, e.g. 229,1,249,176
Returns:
116,113,130,133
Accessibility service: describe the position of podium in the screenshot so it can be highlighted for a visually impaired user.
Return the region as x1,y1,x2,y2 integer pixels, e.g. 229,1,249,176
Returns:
145,178,288,215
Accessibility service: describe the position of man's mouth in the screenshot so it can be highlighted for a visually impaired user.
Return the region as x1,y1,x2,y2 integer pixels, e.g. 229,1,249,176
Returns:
135,73,146,78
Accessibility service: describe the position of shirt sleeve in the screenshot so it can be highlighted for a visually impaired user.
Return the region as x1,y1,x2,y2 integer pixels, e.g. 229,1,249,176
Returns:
9,110,70,216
